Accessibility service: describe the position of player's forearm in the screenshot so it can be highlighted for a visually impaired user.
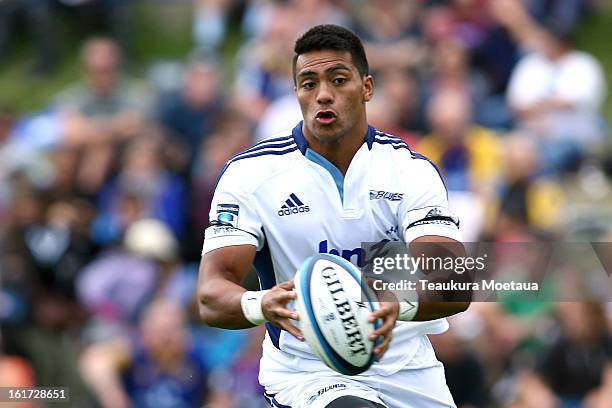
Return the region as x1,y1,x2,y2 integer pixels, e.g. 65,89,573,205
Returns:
413,301,470,321
198,276,254,329
409,237,472,320
412,271,472,320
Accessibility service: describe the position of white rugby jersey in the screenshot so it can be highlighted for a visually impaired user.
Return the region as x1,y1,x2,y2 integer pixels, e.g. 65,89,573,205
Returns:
202,122,462,377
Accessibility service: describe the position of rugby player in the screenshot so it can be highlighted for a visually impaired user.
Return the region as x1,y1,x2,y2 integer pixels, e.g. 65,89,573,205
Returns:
198,24,470,408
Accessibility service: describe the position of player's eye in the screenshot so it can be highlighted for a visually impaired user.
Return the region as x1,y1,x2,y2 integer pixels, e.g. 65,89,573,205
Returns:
302,81,316,90
333,77,347,85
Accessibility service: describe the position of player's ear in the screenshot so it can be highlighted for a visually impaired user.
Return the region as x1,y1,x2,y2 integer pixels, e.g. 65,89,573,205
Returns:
362,75,374,102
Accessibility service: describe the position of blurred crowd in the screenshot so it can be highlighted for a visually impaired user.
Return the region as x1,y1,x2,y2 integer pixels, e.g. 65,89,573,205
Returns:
1,0,611,407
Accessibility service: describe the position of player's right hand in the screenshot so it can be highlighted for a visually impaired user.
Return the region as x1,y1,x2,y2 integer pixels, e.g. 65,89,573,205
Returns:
261,280,304,341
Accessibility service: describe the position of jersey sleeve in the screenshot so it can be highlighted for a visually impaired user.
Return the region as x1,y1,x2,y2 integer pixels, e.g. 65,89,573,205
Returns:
398,158,462,243
201,164,265,254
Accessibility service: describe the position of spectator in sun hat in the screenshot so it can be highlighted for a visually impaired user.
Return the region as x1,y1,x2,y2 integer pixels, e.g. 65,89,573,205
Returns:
77,218,195,341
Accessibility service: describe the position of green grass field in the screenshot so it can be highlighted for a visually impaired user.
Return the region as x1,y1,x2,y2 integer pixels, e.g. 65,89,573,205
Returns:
0,4,611,121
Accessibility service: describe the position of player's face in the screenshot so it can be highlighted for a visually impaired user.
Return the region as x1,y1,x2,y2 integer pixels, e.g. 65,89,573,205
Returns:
295,50,373,145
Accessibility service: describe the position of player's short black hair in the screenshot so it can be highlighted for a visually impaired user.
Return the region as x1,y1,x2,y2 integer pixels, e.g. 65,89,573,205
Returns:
293,24,369,82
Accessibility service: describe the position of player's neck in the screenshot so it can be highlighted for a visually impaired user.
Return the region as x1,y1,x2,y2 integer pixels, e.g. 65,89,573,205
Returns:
306,121,368,175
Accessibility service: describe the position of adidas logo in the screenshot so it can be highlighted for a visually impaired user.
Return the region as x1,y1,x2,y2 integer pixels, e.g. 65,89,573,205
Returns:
278,193,310,216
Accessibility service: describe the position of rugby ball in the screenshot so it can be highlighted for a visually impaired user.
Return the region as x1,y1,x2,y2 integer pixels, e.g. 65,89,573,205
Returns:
294,253,381,375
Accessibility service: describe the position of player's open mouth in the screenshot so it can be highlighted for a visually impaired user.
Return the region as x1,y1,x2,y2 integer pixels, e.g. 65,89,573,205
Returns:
315,110,337,125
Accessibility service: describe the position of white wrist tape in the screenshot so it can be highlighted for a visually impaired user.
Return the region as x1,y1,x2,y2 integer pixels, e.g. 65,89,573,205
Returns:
240,290,269,325
397,300,419,321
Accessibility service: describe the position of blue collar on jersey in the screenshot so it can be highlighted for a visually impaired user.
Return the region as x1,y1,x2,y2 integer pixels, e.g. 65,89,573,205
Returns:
292,121,375,204
305,148,345,202
291,121,377,154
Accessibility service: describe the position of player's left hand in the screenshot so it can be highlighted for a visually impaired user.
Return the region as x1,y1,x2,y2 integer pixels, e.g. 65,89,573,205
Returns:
367,298,399,361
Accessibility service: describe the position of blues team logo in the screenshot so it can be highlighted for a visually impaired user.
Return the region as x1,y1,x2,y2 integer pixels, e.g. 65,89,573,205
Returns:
369,190,403,201
307,384,347,405
216,204,239,227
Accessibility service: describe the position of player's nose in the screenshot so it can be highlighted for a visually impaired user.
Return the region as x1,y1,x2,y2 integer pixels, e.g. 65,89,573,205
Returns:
316,82,333,105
